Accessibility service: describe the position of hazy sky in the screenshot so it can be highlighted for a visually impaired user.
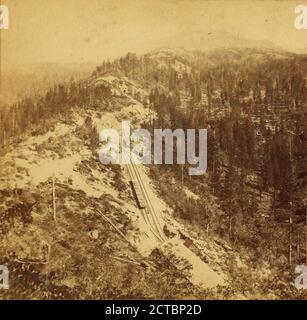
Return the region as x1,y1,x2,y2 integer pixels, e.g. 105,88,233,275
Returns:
1,0,307,65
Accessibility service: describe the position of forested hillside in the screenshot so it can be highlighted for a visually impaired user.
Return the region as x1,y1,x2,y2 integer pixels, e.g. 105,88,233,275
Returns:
0,46,306,299
92,46,306,291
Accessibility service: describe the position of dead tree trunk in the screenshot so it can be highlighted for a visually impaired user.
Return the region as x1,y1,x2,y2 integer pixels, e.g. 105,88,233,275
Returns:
52,176,56,221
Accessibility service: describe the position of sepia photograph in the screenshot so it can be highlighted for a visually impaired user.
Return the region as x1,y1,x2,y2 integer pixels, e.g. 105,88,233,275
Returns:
0,0,306,304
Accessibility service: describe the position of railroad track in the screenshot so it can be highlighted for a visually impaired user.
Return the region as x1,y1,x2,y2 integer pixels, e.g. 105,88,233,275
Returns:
123,153,166,242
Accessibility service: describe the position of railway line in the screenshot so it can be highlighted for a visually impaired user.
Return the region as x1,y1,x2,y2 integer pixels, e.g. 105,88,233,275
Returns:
122,152,166,243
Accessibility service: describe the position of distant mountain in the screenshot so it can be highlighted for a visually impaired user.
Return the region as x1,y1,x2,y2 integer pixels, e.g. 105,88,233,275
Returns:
293,47,307,54
0,63,97,106
158,29,282,52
